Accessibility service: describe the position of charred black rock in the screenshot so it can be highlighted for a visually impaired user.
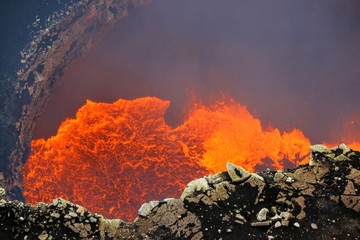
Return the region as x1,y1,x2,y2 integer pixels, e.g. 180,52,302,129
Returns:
1,144,359,239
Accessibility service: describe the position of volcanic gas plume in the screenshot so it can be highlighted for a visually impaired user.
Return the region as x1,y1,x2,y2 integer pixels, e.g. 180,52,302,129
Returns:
22,96,331,221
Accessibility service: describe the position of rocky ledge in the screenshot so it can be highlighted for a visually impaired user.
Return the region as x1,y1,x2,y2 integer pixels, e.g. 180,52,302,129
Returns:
0,144,359,239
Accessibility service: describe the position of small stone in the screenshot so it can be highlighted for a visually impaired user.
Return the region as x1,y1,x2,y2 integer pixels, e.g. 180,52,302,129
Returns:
256,208,269,221
286,176,293,183
223,215,231,222
217,229,221,233
50,212,60,218
226,228,232,233
271,214,281,221
38,232,48,240
280,211,292,220
76,206,86,216
311,223,318,230
251,220,272,227
274,221,281,228
271,206,278,215
268,236,275,240
235,214,246,222
294,222,300,228
226,162,251,183
68,212,78,218
281,219,289,226
89,217,97,223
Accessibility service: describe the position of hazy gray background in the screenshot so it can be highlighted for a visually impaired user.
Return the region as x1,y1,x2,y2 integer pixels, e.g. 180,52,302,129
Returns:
34,0,360,144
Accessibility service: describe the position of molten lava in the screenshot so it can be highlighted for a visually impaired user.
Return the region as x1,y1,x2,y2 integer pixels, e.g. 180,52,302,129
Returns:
23,97,358,221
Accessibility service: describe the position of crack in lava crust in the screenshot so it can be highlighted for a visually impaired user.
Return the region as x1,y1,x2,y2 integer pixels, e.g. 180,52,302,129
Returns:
23,97,313,221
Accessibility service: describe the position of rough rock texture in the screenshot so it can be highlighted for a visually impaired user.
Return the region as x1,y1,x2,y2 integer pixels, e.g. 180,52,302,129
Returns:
1,144,359,239
0,0,150,201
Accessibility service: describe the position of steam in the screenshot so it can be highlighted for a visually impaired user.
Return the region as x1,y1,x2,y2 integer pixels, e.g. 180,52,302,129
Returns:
34,0,360,143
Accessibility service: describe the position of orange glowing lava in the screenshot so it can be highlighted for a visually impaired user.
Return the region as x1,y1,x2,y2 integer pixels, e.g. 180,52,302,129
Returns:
22,97,357,221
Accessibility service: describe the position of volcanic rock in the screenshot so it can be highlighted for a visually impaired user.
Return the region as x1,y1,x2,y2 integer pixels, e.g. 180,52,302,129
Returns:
226,162,251,183
256,208,269,221
0,144,359,239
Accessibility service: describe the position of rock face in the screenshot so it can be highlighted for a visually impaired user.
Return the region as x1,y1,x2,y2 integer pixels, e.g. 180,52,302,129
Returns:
0,0,150,201
0,144,359,239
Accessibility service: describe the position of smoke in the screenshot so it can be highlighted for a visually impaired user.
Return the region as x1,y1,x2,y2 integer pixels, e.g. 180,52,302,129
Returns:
34,0,360,144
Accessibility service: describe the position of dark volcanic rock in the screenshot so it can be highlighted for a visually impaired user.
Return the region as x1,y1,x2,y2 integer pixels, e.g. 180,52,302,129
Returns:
0,144,359,239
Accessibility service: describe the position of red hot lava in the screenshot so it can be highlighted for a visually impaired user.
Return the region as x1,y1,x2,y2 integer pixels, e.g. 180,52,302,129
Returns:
22,97,359,221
